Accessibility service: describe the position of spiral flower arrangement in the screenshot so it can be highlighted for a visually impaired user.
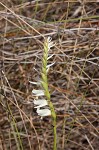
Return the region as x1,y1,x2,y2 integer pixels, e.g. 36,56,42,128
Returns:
30,37,57,150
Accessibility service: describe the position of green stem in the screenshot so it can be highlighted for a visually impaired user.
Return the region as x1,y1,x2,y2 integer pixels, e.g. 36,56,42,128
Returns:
49,101,57,150
53,112,57,150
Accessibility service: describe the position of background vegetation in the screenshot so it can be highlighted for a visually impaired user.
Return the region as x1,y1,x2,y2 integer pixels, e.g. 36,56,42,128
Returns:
0,0,99,150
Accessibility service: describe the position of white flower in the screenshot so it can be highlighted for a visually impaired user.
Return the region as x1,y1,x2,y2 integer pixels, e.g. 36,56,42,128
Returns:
32,89,44,96
37,108,51,117
34,99,48,108
47,62,55,69
29,81,41,85
47,37,55,50
47,62,55,73
47,54,54,60
34,99,51,117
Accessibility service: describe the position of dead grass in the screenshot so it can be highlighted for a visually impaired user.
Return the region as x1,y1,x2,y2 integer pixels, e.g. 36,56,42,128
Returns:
0,0,99,150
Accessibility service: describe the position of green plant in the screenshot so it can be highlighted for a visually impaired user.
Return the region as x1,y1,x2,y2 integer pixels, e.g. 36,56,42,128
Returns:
30,37,57,150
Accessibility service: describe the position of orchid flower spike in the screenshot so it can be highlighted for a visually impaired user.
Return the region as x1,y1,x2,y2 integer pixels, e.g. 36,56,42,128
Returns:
30,37,57,149
30,37,55,118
